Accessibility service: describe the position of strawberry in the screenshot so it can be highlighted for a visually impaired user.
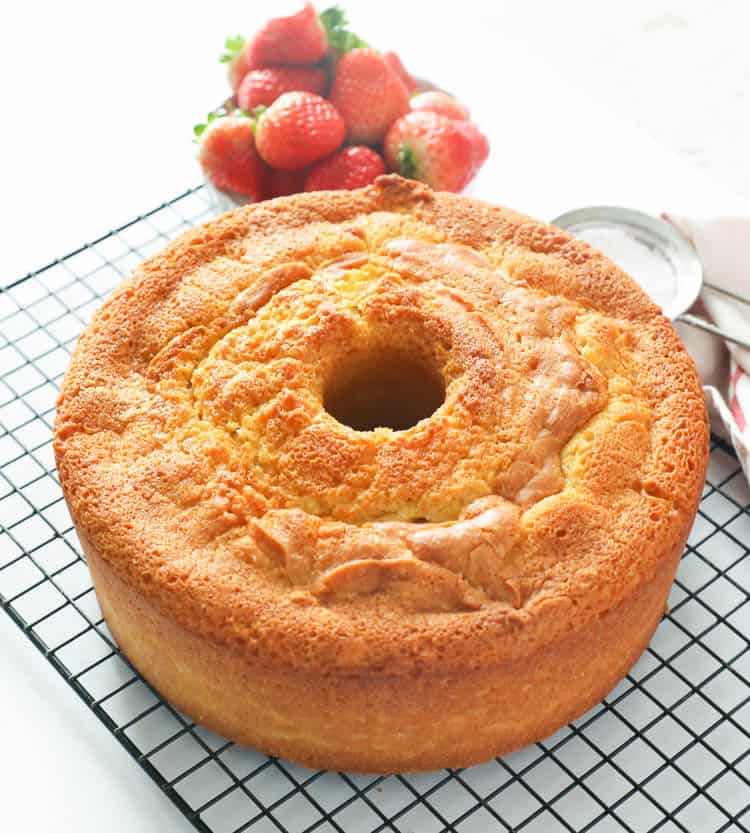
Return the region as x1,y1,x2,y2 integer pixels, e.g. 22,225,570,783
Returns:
255,92,346,171
410,91,469,121
383,51,418,94
305,146,385,191
237,66,328,111
194,113,269,199
267,168,307,198
244,3,326,68
220,34,252,94
329,49,411,144
463,120,490,169
384,111,489,193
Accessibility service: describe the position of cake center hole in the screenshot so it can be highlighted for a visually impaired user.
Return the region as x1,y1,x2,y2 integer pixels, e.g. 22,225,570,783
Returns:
324,349,445,432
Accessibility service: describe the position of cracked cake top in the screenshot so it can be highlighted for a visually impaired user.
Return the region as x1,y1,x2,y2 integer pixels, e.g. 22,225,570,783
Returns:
54,176,708,674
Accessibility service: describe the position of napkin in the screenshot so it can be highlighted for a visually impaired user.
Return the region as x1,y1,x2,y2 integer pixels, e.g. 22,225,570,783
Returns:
664,215,750,482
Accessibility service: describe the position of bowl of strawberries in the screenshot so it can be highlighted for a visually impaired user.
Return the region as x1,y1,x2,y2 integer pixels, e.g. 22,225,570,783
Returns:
195,4,489,210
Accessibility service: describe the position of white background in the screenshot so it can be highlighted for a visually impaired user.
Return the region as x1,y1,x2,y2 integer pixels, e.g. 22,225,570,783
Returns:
1,1,749,831
2,0,750,283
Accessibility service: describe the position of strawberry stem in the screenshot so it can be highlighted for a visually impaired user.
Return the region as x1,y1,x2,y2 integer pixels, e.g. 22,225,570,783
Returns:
320,6,368,52
193,111,219,142
397,147,418,179
220,34,246,64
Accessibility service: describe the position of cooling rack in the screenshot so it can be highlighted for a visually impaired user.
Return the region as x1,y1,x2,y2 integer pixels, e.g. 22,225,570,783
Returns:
1,185,749,833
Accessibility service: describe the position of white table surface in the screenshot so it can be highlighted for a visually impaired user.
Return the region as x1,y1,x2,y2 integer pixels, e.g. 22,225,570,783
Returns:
2,2,749,831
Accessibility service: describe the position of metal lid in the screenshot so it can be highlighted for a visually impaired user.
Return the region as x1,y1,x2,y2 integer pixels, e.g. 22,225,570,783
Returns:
551,206,703,320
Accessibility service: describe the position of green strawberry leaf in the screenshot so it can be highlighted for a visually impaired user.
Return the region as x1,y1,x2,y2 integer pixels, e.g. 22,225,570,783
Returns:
320,6,346,29
193,111,222,142
251,105,267,120
220,34,246,64
320,6,368,52
397,147,418,179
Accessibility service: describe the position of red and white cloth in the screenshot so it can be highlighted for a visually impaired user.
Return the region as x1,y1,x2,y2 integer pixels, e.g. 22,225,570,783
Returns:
732,365,750,434
665,216,750,481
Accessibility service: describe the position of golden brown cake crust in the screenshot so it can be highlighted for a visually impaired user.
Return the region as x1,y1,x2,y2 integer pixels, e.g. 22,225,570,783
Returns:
54,176,708,770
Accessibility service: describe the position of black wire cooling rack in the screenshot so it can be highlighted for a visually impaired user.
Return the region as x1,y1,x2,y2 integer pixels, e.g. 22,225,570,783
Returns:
1,185,750,833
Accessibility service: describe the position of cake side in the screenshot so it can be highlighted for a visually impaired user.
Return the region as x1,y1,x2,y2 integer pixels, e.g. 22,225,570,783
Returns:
85,519,685,772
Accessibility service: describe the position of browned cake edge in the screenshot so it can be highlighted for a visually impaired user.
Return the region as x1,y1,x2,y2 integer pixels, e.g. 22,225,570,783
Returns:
85,526,685,772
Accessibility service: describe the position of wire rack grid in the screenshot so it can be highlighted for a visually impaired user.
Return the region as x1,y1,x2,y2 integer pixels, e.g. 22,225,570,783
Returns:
1,186,750,833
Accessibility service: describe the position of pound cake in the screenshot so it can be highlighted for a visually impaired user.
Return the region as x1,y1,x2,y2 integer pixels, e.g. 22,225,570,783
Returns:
54,176,708,772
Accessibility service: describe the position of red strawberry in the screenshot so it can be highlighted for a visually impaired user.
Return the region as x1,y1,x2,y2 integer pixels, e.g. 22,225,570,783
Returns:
220,35,252,94
244,3,326,68
237,66,327,111
305,146,385,191
463,120,490,169
195,114,269,199
384,111,489,193
255,92,345,171
329,48,411,144
267,168,307,198
383,51,417,94
410,91,470,121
